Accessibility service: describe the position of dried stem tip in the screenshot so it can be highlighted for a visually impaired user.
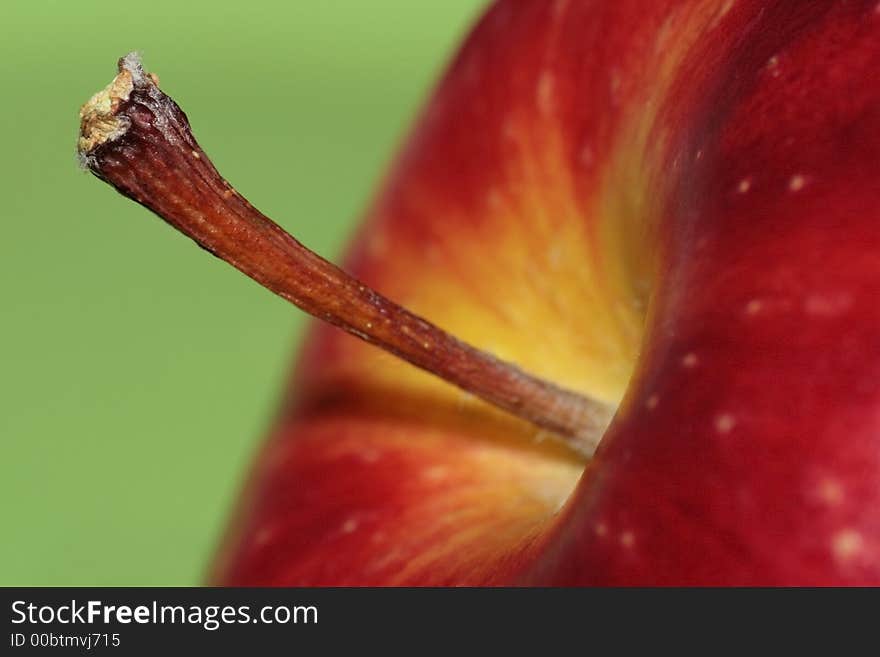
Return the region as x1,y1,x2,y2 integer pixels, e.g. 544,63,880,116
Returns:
78,54,155,162
77,54,615,458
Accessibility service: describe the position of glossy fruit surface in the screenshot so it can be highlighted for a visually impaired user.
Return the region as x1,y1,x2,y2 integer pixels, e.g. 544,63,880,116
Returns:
212,0,880,585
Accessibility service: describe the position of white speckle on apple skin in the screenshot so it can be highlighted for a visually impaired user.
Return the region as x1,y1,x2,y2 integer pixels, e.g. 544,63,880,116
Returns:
804,292,853,317
817,479,844,506
254,526,276,547
341,518,359,534
831,529,863,563
646,394,659,410
594,523,608,537
744,299,763,315
788,174,807,191
766,55,781,77
536,71,556,116
532,430,552,445
681,352,699,368
609,68,623,106
737,177,752,193
502,117,519,141
486,187,504,210
456,390,476,409
552,0,570,20
654,14,675,55
421,466,449,482
714,413,736,434
620,531,635,548
709,0,735,30
359,449,382,465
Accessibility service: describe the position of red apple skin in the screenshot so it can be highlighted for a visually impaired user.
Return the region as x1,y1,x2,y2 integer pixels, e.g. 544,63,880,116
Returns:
210,0,880,585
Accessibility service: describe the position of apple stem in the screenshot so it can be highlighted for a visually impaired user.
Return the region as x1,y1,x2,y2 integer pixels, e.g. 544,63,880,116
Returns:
77,54,615,458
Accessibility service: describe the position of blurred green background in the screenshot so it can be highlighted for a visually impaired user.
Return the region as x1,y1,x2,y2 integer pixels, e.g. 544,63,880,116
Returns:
1,0,485,585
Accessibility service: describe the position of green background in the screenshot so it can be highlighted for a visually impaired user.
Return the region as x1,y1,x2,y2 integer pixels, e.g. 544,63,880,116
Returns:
1,0,485,585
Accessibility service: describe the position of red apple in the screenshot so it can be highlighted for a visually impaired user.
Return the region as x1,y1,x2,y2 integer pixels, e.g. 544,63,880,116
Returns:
83,0,880,585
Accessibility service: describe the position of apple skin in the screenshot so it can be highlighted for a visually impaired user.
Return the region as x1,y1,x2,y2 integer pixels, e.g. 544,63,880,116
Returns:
210,0,880,585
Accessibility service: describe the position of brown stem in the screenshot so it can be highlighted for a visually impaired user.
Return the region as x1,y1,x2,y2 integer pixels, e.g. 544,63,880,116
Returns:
77,54,614,458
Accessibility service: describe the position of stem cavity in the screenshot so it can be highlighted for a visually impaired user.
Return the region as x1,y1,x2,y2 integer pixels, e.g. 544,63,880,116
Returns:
77,54,615,458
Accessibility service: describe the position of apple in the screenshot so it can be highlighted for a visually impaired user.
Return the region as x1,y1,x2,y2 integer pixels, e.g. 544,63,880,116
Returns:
80,0,880,585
